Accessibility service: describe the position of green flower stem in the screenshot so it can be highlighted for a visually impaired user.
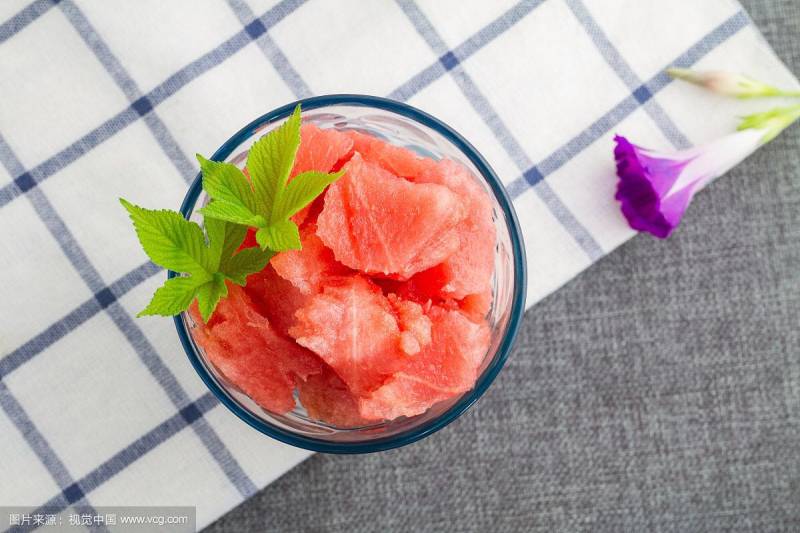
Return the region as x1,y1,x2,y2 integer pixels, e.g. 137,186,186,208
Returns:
739,103,800,143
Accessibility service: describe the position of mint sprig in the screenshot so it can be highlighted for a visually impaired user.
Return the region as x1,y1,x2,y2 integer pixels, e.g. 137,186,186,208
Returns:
120,199,274,321
121,103,338,321
197,105,343,251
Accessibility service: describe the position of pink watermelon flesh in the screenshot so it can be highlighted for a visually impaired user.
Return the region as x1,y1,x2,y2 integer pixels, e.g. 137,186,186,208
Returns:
298,363,378,427
347,130,381,156
316,153,466,279
359,306,491,420
244,264,310,338
238,227,312,338
373,267,478,324
239,227,259,251
289,275,406,396
290,124,354,226
411,159,496,299
387,293,432,355
190,284,322,414
458,289,493,323
297,195,326,229
271,223,351,295
293,123,354,176
346,130,434,179
379,265,448,305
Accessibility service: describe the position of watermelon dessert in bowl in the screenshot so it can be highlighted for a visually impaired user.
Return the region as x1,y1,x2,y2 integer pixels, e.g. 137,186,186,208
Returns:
172,95,526,452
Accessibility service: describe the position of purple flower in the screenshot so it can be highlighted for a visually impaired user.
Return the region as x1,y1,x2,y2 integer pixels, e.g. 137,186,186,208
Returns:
613,129,763,238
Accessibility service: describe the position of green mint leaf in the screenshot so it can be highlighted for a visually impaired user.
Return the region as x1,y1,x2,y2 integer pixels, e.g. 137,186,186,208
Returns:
122,198,263,321
205,217,247,271
247,104,302,213
120,198,211,275
137,276,207,317
199,104,341,253
197,201,264,227
196,275,228,323
256,220,301,251
197,155,259,213
274,170,343,220
222,247,275,285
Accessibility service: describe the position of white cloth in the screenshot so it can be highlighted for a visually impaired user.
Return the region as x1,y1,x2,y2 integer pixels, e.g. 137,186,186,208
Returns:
0,0,797,528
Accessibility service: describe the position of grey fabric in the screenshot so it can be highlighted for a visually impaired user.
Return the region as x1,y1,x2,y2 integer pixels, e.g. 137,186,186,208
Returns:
207,1,800,531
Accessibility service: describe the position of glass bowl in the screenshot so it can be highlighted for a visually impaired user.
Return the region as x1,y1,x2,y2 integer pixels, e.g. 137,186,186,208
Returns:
172,95,527,453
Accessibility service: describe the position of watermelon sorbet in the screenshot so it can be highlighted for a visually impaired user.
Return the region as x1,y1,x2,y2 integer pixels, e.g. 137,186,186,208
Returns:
188,124,496,427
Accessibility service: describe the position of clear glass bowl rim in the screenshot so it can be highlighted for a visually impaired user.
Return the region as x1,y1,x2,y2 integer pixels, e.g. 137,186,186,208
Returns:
171,94,528,454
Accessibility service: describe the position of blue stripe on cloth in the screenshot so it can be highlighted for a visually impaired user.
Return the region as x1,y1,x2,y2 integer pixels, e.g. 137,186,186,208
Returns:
0,0,308,209
504,10,750,198
396,0,604,259
389,0,545,101
0,262,159,380
0,0,58,45
100,304,254,497
57,0,196,183
25,393,218,524
564,0,691,150
0,106,141,208
0,381,109,533
226,0,312,98
0,136,256,498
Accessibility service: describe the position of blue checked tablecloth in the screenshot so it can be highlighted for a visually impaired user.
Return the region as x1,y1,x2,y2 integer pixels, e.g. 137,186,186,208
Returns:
1,0,798,529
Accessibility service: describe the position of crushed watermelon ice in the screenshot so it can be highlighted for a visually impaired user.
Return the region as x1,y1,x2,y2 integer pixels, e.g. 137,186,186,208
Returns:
345,130,434,179
189,283,322,414
297,362,372,427
359,306,490,420
271,223,351,294
190,123,497,425
243,263,310,338
317,153,466,279
291,124,353,225
289,275,408,396
411,159,496,299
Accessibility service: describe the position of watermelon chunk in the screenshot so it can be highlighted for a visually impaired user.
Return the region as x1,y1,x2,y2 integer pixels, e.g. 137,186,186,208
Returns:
298,363,377,427
290,124,354,226
317,153,465,279
238,227,313,337
293,123,354,177
289,275,406,395
359,306,490,420
380,266,447,305
412,159,496,299
244,264,310,337
297,195,326,229
459,289,493,322
190,284,322,414
270,223,351,295
388,293,432,356
346,130,434,179
347,130,382,156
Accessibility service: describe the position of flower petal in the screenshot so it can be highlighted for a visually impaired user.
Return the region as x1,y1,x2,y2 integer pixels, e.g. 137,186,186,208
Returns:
613,135,690,239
